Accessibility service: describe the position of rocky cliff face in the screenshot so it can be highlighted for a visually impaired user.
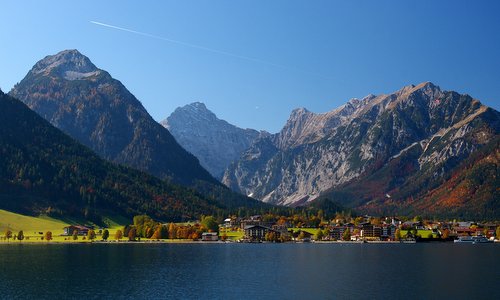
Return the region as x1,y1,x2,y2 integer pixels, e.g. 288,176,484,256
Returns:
162,102,261,179
223,82,500,215
9,49,217,186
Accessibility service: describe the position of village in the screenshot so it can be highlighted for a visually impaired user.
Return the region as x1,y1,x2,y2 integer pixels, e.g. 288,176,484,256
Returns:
3,213,499,244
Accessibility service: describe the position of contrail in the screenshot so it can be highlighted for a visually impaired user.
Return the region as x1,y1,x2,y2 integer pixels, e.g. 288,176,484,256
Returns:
90,21,333,80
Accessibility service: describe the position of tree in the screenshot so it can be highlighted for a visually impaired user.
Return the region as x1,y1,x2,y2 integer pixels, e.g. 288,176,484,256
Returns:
87,230,96,241
145,227,154,239
342,228,351,241
322,228,330,239
151,225,164,240
102,229,109,241
114,229,123,241
168,223,177,239
395,229,402,241
315,229,324,241
17,230,24,241
133,215,155,238
72,231,78,240
44,231,53,241
496,226,500,240
265,231,277,242
441,229,450,239
201,216,219,233
123,225,131,237
128,228,137,241
5,230,12,241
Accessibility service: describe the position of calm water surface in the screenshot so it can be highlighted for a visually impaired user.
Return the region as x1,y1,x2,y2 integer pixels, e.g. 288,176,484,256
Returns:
0,243,498,299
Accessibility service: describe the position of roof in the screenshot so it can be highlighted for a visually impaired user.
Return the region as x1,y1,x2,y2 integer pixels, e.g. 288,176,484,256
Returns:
63,225,91,230
244,225,272,230
202,232,218,236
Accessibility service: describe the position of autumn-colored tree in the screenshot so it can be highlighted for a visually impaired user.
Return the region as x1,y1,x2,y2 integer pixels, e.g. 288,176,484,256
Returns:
145,227,154,239
168,223,177,239
441,229,450,239
221,233,228,241
151,226,163,240
342,228,351,241
87,230,96,241
265,231,277,242
191,232,200,240
395,229,402,241
128,228,137,241
496,226,500,240
17,230,24,241
277,217,287,226
102,229,109,241
72,231,78,240
114,229,123,241
5,230,12,241
44,231,53,241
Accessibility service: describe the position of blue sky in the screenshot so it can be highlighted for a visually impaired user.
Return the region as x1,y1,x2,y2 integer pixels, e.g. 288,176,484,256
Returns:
1,1,499,133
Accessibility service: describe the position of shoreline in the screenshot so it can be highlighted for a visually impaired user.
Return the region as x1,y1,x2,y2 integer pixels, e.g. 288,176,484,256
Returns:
1,240,497,245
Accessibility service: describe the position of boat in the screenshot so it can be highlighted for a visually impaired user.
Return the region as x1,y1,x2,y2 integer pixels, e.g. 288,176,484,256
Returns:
454,236,493,244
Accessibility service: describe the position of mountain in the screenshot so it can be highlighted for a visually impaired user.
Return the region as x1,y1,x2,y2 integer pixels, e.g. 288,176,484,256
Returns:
9,50,262,209
0,90,222,221
162,102,262,178
223,82,500,217
9,49,215,186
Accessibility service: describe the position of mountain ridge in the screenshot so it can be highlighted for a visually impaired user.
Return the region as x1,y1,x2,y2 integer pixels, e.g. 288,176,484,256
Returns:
223,82,500,217
10,49,216,186
0,90,223,221
9,49,264,210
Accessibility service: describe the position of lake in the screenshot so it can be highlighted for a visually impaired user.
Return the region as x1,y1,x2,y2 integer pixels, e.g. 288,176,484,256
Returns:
0,243,498,299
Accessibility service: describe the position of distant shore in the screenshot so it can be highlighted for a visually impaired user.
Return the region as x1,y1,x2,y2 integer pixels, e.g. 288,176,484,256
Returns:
2,239,498,245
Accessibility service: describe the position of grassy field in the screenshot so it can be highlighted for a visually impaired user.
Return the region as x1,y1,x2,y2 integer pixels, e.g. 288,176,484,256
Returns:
290,228,320,235
400,229,438,238
0,209,232,243
219,228,245,240
0,209,133,243
0,209,70,234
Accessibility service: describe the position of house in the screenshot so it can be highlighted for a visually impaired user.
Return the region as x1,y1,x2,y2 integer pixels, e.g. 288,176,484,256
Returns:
381,224,397,240
361,223,382,239
201,232,218,241
244,225,281,241
240,215,272,229
63,225,91,236
329,226,348,240
292,230,313,242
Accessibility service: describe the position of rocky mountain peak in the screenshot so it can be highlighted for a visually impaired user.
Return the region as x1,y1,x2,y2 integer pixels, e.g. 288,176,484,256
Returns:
9,50,218,187
289,107,311,118
29,49,100,80
162,102,260,178
162,102,219,130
